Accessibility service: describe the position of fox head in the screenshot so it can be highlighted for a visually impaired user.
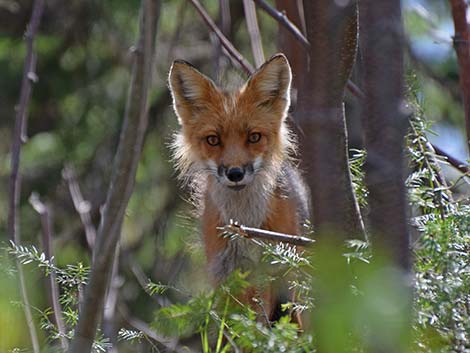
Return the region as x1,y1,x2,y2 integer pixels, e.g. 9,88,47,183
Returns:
169,54,294,190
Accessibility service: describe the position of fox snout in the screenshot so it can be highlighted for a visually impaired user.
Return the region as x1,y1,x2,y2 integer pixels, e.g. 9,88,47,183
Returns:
217,164,255,188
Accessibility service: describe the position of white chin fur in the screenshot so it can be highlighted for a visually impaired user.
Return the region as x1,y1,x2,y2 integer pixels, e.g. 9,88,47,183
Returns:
209,169,277,227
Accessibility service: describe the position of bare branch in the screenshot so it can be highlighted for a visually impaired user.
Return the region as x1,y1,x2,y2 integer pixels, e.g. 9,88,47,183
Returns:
220,223,314,247
432,144,470,174
449,0,470,154
7,0,45,351
188,0,255,74
254,0,309,49
62,164,97,249
243,0,265,67
29,193,69,350
68,0,160,351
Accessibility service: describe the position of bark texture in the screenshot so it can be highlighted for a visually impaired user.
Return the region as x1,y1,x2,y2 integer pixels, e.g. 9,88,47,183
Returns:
360,0,411,271
295,1,364,239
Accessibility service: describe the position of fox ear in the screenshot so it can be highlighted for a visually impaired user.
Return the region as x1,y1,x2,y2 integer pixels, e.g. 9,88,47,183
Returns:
168,60,218,123
242,53,292,111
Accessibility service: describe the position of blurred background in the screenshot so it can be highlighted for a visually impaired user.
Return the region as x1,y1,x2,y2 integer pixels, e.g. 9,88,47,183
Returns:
0,0,467,351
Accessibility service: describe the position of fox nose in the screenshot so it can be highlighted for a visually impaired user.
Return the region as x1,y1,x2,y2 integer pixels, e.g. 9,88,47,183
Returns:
226,167,245,182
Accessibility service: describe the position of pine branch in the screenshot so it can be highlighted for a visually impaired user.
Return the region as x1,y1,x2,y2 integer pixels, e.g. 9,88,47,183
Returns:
29,193,69,350
7,0,45,351
68,1,160,351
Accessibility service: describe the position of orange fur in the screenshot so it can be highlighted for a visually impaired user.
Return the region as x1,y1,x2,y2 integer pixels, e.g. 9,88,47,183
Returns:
169,54,310,322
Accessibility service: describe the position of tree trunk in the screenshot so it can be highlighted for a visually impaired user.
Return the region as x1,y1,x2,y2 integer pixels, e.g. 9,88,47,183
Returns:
296,1,364,240
360,0,410,271
360,1,412,351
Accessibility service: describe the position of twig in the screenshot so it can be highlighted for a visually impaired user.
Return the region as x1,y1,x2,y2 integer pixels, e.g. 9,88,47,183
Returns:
29,193,69,350
220,222,314,247
68,0,160,351
449,0,470,154
253,0,309,49
103,248,121,351
188,0,255,74
243,0,265,67
62,164,97,249
7,0,45,351
432,144,469,174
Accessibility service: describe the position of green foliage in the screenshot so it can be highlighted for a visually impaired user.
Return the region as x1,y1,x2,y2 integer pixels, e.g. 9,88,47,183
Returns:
406,73,455,217
414,208,470,352
349,149,368,209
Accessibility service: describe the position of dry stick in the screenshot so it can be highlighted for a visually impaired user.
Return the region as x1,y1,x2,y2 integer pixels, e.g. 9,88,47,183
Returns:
188,0,255,74
29,193,69,351
449,0,470,154
243,0,265,67
220,223,314,247
68,0,159,351
432,144,469,174
7,0,45,352
62,164,97,249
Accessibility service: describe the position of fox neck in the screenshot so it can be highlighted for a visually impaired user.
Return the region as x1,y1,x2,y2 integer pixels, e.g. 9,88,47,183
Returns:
207,168,279,228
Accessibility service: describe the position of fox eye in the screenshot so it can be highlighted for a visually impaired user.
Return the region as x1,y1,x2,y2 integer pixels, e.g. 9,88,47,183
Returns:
206,135,220,146
248,132,262,144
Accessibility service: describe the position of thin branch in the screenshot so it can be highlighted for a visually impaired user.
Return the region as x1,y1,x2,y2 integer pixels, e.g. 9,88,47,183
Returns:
8,0,45,351
188,0,255,74
68,0,160,351
243,0,265,67
62,164,97,249
220,223,314,247
103,248,121,352
449,0,470,154
254,0,309,49
29,193,69,351
432,144,469,174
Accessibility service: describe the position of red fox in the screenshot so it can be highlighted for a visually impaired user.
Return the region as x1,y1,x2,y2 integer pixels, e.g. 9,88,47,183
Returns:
168,54,310,321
